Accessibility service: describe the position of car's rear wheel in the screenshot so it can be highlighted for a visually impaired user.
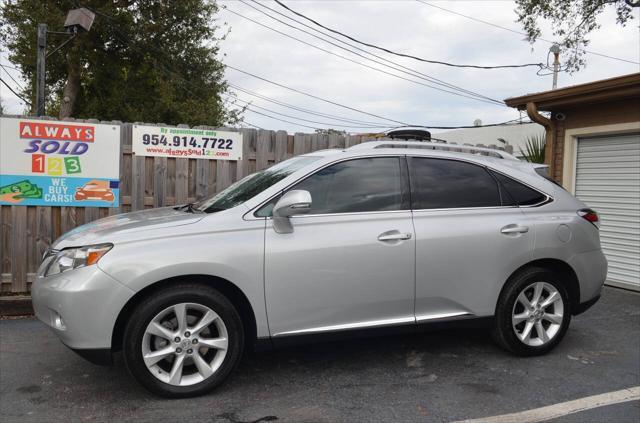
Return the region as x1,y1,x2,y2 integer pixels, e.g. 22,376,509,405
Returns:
123,283,244,397
492,267,571,356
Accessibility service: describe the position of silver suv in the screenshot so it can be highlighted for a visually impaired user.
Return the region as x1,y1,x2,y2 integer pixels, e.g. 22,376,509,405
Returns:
32,141,607,397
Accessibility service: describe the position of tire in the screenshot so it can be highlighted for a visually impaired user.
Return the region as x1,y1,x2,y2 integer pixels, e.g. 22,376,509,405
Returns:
492,267,572,356
123,283,244,398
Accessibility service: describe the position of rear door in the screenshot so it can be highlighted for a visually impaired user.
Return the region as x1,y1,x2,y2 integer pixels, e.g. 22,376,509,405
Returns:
408,157,535,320
264,156,416,337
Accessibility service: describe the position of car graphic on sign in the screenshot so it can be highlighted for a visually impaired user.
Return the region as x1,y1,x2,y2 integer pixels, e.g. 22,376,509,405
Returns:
75,180,115,202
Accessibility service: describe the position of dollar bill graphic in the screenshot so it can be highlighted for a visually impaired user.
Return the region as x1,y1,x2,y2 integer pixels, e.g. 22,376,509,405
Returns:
15,187,43,199
0,180,43,199
0,180,33,194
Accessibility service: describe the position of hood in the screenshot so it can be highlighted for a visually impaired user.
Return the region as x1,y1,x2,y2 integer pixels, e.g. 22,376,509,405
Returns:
53,207,206,249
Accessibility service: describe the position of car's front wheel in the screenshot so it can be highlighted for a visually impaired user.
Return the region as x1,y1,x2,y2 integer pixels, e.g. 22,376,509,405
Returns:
123,283,244,397
492,267,572,356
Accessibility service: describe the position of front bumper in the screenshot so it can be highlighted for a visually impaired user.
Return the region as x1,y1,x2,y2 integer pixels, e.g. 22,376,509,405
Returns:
68,347,114,365
31,265,134,351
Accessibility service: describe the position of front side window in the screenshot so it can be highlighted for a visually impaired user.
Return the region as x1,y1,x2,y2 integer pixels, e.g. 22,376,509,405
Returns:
194,156,321,213
409,157,501,209
286,157,406,215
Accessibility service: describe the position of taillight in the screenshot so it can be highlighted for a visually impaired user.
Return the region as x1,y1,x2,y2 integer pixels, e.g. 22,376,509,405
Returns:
578,208,600,228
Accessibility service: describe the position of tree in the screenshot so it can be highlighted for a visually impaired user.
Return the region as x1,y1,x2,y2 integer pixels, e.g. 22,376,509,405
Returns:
0,0,240,126
314,128,347,135
515,0,635,72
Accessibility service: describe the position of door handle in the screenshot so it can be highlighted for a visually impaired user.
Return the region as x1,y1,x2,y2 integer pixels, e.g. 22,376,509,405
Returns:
500,224,529,235
378,231,412,242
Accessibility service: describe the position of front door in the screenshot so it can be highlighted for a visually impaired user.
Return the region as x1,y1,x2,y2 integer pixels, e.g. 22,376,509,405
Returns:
264,157,416,337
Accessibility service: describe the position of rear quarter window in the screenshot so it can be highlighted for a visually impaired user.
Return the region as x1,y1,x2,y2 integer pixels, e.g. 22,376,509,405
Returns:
491,171,547,206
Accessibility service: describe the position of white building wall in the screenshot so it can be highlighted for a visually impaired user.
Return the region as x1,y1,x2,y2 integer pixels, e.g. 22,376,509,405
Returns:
433,123,545,158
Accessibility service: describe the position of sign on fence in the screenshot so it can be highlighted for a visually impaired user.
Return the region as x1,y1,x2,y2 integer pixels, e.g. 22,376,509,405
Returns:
0,117,120,207
132,125,243,160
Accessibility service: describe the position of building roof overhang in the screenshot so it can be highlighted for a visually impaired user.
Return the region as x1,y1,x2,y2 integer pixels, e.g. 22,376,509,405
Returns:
504,72,640,111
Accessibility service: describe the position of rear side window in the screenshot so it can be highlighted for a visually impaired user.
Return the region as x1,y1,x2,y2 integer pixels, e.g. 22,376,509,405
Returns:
491,171,547,206
535,166,565,189
289,157,406,214
409,158,501,209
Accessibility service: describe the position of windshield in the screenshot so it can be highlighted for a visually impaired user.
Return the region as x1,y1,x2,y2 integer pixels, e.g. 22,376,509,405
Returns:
193,156,322,213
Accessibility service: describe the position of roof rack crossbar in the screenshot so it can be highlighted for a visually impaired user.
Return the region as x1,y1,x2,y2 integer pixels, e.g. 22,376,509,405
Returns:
348,141,519,160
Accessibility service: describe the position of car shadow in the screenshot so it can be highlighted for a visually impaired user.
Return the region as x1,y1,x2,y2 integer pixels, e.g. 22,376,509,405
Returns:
97,327,501,399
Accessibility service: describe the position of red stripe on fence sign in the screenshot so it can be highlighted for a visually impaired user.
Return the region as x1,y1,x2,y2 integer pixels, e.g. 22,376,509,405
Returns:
19,122,95,142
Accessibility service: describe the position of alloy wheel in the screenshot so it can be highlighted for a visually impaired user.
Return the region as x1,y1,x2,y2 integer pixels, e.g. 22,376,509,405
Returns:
141,302,229,386
511,282,564,347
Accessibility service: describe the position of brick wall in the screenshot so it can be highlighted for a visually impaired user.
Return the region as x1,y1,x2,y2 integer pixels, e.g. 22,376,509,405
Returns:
546,98,638,184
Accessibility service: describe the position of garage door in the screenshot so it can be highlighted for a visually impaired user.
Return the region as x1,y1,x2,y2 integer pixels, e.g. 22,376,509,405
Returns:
575,134,640,291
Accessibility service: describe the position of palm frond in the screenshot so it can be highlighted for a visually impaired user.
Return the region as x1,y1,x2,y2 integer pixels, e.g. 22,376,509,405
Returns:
519,133,546,163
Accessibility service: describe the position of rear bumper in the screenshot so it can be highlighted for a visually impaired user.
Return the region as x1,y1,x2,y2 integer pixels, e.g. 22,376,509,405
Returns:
569,249,607,304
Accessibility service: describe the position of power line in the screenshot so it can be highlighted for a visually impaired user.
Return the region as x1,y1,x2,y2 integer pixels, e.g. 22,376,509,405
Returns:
230,84,391,126
0,76,31,106
226,65,411,125
82,1,416,129
0,63,25,92
223,5,501,105
387,117,533,130
223,6,503,105
233,84,531,129
273,0,543,70
237,0,502,104
241,120,264,130
228,90,386,127
77,2,242,121
0,62,21,71
244,107,530,132
80,2,415,128
242,103,371,128
226,94,392,128
415,0,640,65
77,2,526,132
244,107,322,130
236,88,532,130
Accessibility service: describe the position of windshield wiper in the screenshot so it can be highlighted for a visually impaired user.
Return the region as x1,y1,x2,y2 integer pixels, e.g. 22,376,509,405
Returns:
175,202,203,214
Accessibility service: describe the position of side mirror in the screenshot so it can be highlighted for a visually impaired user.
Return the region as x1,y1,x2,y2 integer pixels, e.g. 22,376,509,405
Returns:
272,190,312,234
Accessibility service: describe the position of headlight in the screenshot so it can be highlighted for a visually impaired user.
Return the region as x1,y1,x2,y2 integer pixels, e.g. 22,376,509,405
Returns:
42,243,113,277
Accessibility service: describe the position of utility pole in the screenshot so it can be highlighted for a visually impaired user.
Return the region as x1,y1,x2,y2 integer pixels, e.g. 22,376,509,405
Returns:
550,44,561,90
33,9,94,118
36,23,47,116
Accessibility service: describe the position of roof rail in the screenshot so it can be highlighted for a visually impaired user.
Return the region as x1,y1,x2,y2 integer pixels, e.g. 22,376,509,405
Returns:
348,141,519,161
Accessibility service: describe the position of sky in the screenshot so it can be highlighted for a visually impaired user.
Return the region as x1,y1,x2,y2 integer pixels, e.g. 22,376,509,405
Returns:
1,0,639,134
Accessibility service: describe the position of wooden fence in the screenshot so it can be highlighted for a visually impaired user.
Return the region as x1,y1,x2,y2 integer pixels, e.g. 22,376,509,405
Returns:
0,118,513,293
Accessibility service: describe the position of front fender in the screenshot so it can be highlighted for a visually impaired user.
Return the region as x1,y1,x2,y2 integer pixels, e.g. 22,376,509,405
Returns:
97,222,268,337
